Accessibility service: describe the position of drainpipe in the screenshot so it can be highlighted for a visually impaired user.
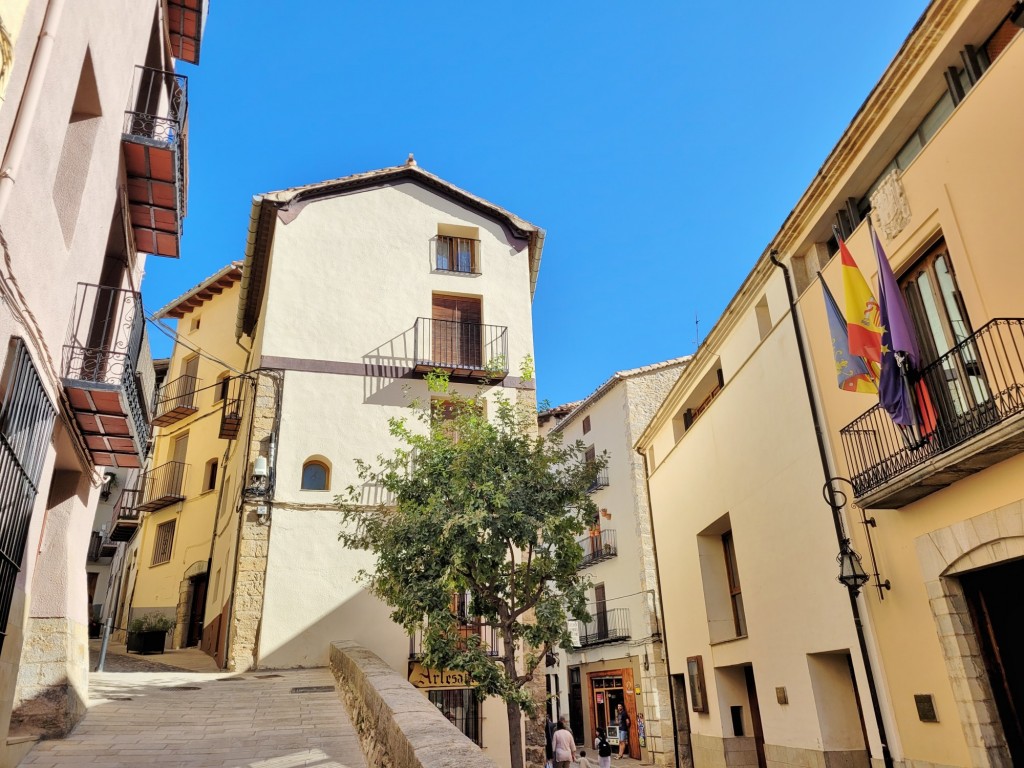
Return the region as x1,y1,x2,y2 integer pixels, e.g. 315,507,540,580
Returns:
0,0,67,220
769,251,894,768
639,449,692,768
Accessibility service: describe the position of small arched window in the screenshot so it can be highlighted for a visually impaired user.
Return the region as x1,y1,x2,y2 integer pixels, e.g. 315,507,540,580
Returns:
301,460,330,491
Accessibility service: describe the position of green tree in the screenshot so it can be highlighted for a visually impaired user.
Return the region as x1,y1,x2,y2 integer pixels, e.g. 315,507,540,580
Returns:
339,375,601,768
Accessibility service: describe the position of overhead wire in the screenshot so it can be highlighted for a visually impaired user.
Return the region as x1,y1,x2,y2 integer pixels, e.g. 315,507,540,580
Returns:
144,311,247,375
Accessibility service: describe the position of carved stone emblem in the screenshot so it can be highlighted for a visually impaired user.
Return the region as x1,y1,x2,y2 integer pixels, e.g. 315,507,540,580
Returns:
870,168,912,240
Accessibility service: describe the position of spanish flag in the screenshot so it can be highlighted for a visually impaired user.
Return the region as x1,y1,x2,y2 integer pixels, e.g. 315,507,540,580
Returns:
839,236,884,373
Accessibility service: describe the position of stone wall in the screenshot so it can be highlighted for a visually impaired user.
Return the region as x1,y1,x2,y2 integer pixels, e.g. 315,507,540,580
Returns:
9,617,88,738
226,370,279,671
329,640,500,768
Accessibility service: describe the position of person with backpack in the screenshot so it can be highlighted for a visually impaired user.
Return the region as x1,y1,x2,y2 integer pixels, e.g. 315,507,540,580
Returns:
594,727,612,768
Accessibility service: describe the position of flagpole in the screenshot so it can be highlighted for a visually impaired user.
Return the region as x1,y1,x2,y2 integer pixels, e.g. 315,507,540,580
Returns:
772,251,895,768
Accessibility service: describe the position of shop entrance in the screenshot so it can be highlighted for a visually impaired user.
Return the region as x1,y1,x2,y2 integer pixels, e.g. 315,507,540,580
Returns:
588,669,638,759
961,559,1024,763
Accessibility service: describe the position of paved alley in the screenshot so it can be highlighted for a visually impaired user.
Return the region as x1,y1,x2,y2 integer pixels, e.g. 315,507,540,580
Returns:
17,668,366,768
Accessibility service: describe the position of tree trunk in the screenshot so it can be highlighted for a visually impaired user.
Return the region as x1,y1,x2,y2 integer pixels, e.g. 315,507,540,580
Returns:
507,698,525,768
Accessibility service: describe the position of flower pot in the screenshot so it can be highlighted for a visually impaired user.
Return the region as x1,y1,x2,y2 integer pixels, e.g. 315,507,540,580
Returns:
126,629,168,654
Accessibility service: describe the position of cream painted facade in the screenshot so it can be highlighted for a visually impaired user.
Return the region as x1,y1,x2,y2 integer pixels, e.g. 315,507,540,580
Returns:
639,3,1024,768
542,359,687,767
0,0,206,756
203,161,545,767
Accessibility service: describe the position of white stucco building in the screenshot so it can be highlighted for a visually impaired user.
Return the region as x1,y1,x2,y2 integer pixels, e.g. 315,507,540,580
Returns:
540,358,688,767
206,158,545,766
0,0,207,756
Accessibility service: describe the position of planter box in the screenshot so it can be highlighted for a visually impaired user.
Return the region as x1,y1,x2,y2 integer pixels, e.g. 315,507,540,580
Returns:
126,629,168,654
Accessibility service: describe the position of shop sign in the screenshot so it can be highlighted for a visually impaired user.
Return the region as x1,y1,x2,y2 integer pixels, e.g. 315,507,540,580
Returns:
408,661,474,690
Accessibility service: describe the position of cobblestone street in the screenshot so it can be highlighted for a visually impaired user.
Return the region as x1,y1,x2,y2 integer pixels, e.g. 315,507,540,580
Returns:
17,668,366,768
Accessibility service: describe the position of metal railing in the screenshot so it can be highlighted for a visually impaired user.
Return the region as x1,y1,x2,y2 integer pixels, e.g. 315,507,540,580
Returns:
587,467,609,493
219,374,253,440
154,374,200,417
123,66,188,224
573,607,630,648
123,66,188,145
409,623,500,659
62,283,150,448
112,486,140,522
414,318,508,375
434,236,480,274
87,532,105,562
840,318,1024,497
578,529,617,568
139,461,188,509
0,340,57,655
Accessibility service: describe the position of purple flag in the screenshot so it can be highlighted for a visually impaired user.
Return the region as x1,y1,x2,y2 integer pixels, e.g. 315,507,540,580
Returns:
871,224,923,426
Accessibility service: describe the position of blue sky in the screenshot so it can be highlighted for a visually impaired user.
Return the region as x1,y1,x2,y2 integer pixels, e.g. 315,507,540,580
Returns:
144,1,930,407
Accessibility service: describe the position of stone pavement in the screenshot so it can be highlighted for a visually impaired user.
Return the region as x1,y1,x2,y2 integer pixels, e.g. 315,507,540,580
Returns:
17,668,366,767
89,639,222,673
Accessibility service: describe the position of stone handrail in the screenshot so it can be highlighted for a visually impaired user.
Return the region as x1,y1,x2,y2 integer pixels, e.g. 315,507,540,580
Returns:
329,640,500,768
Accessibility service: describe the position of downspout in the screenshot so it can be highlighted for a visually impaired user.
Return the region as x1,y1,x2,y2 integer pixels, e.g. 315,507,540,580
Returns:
769,251,894,768
639,449,692,768
0,0,67,219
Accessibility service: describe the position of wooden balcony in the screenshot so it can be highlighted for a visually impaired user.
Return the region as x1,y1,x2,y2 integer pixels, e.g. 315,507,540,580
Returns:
122,66,188,258
152,374,200,427
413,317,508,380
841,318,1024,508
61,284,150,468
167,0,207,65
137,461,188,513
109,486,141,542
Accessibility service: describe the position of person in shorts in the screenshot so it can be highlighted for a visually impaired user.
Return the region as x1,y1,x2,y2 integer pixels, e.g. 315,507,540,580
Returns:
615,704,630,759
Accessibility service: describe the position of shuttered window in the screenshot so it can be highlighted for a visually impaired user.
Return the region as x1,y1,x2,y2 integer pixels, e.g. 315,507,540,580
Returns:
431,295,483,369
0,339,56,654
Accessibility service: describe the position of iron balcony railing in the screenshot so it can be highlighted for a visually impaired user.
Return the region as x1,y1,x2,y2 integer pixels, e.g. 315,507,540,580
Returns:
219,374,253,440
87,531,103,562
62,283,150,449
413,318,509,377
587,467,610,493
434,236,480,274
840,318,1024,497
578,529,617,568
152,374,200,426
109,485,141,541
123,65,188,222
409,623,500,660
124,66,188,147
573,607,630,648
138,460,188,513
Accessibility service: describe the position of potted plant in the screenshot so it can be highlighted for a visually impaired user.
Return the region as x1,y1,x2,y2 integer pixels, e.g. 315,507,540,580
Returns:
126,613,174,654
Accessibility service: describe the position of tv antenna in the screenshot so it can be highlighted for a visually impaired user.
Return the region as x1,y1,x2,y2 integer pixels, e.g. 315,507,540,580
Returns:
694,312,700,349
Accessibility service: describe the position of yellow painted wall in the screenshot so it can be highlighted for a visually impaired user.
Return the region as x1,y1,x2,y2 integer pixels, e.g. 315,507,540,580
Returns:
130,277,249,648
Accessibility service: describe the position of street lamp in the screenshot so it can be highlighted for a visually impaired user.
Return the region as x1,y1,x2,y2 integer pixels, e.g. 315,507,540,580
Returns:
837,539,870,595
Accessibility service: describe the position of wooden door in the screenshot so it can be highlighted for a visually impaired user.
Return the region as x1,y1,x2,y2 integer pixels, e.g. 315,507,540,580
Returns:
167,433,188,496
181,354,200,408
432,295,482,369
744,666,768,768
594,583,608,641
186,574,207,647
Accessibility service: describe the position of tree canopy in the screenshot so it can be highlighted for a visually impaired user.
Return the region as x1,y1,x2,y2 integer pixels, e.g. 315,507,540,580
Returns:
339,374,603,767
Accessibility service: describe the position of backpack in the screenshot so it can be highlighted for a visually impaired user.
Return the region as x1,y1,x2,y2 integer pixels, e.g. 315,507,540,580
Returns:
598,736,611,757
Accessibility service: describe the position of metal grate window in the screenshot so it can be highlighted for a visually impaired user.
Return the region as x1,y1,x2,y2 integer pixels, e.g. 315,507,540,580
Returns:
0,339,56,654
152,519,176,565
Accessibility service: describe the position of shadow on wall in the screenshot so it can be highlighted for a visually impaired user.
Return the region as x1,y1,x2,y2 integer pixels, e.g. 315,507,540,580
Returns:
363,326,416,406
257,582,409,675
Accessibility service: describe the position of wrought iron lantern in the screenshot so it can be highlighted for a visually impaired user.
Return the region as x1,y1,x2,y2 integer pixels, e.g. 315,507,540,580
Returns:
837,539,870,595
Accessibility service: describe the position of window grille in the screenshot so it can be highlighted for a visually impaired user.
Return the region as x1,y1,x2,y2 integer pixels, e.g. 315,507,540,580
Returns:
0,339,56,653
152,519,176,565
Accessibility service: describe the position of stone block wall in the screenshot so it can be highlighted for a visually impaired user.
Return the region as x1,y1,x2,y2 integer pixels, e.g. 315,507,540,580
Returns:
329,640,500,768
226,370,279,671
9,617,88,738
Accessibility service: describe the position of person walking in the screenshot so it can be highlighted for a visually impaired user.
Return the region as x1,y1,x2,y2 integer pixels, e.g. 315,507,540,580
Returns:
552,720,577,768
615,704,631,760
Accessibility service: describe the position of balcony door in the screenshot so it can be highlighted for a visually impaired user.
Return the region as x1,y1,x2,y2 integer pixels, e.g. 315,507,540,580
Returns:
432,295,482,369
900,240,989,427
179,354,199,410
595,583,608,641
